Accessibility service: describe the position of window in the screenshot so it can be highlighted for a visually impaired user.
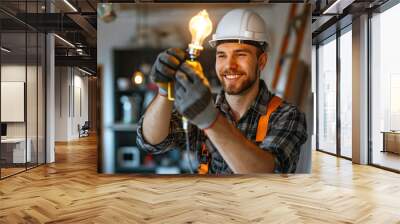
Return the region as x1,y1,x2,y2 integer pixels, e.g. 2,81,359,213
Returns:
370,2,400,171
339,28,352,158
316,25,353,159
317,36,337,154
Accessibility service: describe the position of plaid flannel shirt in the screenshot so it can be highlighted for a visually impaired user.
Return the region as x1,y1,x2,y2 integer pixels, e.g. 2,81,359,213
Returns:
136,81,308,174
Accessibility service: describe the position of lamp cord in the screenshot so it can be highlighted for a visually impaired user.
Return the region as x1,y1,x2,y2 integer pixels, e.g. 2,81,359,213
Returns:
183,118,194,174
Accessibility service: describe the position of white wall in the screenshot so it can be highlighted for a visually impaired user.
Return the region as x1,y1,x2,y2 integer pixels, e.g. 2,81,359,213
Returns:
71,73,89,138
54,67,68,141
54,67,89,141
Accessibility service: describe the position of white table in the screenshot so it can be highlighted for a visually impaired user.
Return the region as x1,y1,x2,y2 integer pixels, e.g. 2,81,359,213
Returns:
1,138,32,163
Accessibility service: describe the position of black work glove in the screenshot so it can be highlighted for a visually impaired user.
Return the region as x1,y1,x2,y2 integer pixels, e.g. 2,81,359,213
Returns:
174,61,219,129
150,48,186,95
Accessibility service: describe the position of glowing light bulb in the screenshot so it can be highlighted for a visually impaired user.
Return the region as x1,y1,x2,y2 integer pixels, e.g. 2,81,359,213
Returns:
132,71,144,85
164,10,213,101
188,10,212,52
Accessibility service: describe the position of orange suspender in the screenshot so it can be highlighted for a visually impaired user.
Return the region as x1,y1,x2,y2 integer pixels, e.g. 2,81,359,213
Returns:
197,96,283,174
198,143,209,174
256,96,283,142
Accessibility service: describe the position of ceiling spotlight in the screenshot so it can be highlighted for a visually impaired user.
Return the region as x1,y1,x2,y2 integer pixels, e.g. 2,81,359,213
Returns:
322,0,355,15
63,0,78,12
76,48,87,56
1,47,11,53
78,67,93,76
54,34,75,48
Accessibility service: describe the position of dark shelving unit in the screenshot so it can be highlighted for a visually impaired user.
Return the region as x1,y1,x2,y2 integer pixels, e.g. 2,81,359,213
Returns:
108,47,219,174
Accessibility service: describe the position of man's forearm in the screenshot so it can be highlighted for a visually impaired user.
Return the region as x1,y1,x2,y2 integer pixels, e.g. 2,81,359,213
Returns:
142,93,174,145
205,114,276,173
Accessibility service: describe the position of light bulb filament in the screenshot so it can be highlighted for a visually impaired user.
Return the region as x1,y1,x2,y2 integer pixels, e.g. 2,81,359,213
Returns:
189,10,213,51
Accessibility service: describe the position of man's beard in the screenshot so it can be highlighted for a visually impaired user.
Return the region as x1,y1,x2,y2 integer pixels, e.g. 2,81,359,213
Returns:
219,66,259,95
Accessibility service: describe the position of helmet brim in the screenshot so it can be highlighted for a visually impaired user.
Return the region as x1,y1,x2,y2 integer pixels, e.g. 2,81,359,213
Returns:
209,38,268,52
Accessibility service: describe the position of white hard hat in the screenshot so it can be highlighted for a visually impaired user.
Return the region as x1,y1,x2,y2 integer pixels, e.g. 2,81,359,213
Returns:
209,9,269,50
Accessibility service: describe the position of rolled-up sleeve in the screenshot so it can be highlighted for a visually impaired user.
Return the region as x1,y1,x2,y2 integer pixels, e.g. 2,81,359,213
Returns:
259,104,308,173
136,110,197,154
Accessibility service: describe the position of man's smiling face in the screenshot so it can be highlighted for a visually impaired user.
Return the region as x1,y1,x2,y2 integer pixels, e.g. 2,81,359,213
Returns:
215,42,266,95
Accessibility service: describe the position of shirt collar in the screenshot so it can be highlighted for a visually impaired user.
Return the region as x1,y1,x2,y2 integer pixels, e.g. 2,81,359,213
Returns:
215,81,272,116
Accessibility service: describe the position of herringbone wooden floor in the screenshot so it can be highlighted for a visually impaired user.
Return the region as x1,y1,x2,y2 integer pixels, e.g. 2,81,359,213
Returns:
1,135,400,223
